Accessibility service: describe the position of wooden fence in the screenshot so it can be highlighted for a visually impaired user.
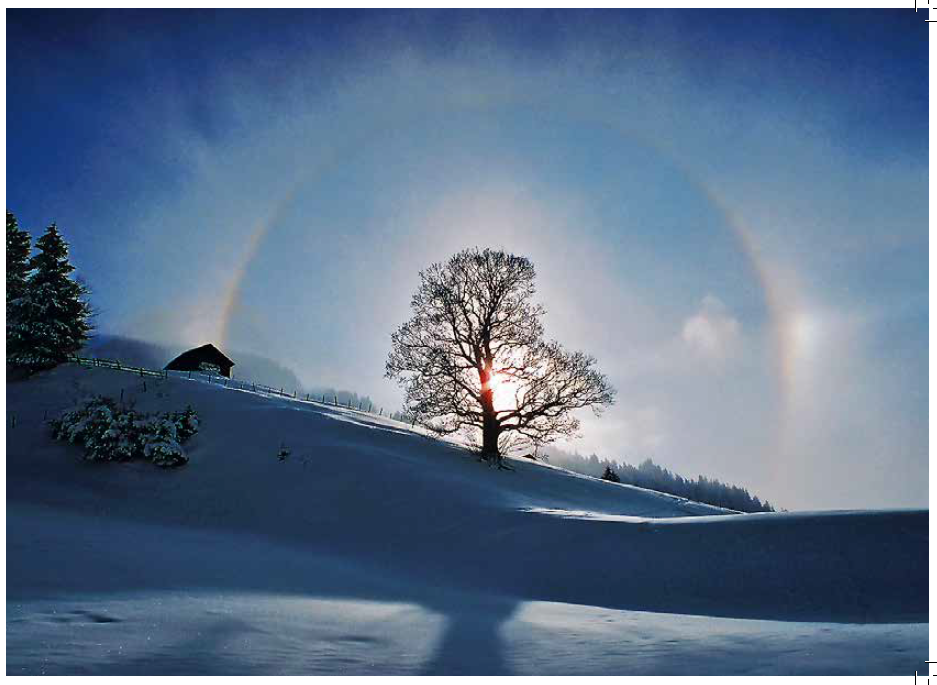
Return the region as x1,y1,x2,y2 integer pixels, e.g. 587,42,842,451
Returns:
67,355,168,379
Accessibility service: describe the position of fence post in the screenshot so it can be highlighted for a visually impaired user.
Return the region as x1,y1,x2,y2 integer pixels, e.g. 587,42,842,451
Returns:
188,371,192,380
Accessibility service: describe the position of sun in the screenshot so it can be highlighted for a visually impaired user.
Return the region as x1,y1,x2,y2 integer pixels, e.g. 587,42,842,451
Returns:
488,371,519,413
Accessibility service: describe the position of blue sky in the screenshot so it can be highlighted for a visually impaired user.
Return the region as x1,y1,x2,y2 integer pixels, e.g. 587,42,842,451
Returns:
7,10,927,509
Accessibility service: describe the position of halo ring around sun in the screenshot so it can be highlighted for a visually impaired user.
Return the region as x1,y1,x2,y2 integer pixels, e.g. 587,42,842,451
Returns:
218,95,794,441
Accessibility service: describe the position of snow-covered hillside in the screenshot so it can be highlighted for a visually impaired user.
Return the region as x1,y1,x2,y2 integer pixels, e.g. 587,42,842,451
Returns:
7,365,928,674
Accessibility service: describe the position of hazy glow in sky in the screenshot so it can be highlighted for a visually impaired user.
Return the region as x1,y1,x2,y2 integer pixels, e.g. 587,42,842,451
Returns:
7,10,927,509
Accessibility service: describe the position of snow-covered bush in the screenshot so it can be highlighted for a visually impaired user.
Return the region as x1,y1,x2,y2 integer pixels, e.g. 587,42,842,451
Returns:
140,414,187,468
50,396,122,458
144,437,187,468
50,396,198,468
170,406,199,441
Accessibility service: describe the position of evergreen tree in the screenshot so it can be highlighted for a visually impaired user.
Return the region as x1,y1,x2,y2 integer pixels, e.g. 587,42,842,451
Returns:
7,211,32,364
8,223,91,371
6,211,31,303
601,465,621,483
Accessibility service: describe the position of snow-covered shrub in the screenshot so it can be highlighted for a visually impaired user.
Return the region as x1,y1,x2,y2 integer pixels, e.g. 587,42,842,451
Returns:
134,412,191,466
144,438,187,468
50,396,198,468
141,415,189,468
171,406,199,441
50,396,121,459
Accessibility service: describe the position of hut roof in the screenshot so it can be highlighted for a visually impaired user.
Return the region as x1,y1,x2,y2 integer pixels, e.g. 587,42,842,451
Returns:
165,343,234,369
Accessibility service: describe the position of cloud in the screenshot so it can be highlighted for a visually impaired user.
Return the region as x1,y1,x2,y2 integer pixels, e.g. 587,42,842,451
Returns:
681,295,741,361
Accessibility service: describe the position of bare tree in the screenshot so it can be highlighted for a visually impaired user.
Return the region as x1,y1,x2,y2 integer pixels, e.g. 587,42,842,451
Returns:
386,248,615,464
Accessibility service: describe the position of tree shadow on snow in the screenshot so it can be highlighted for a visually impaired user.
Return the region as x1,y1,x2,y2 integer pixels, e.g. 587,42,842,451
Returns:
419,596,519,675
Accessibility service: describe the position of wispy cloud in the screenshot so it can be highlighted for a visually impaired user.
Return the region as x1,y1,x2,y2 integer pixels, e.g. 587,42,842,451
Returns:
681,295,741,362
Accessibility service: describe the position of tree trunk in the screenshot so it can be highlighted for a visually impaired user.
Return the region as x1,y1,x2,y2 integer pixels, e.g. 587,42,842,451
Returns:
479,368,501,461
481,412,500,459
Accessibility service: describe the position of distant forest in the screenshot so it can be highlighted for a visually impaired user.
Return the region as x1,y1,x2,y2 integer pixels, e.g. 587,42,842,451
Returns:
539,446,777,513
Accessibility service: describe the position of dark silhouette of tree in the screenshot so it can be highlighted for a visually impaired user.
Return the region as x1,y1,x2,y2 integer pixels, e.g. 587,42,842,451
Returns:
6,211,31,303
7,211,32,364
386,247,615,464
8,223,91,371
601,465,621,483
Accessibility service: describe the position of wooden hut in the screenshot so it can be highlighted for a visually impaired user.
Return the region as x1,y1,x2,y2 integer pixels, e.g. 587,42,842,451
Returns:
164,343,235,378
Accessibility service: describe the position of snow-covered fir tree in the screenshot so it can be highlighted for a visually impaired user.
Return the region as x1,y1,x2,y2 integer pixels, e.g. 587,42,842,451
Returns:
7,223,91,371
6,211,32,362
6,211,31,303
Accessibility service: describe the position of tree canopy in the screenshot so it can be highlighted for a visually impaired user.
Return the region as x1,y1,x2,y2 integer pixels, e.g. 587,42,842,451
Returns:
386,247,615,462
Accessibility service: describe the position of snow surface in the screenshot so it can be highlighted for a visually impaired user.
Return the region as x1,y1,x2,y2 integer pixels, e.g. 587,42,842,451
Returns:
6,365,928,674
